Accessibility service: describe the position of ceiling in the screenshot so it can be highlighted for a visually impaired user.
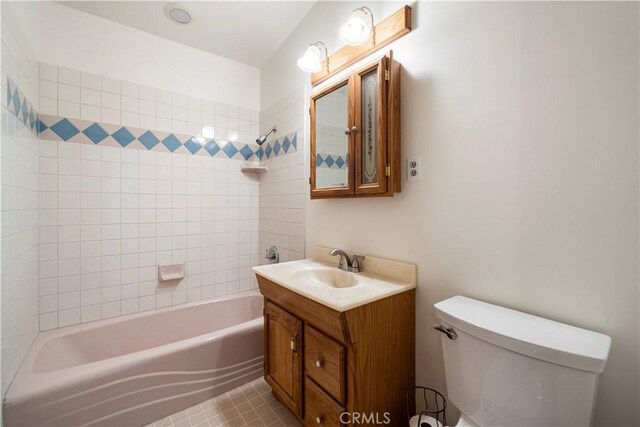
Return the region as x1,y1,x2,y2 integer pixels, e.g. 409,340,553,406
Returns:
57,1,316,67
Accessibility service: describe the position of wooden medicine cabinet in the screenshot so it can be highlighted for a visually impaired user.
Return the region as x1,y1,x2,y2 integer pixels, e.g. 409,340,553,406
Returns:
310,54,401,199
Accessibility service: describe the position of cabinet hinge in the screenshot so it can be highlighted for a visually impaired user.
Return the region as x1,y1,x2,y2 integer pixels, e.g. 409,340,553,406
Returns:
384,69,390,81
385,164,391,176
309,177,311,185
308,107,311,115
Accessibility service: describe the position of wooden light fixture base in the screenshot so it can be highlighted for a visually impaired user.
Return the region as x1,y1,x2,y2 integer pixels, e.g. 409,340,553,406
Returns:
311,5,411,86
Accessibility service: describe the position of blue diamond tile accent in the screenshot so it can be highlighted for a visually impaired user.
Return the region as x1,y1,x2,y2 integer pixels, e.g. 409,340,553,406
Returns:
22,102,29,125
184,137,203,154
112,127,136,147
83,123,109,144
239,144,254,160
255,147,263,160
273,140,281,156
12,89,21,114
222,142,238,158
162,134,182,152
336,156,345,169
138,130,160,149
282,136,291,153
316,154,323,167
264,144,272,159
50,118,80,141
36,119,48,133
292,133,297,150
28,110,35,128
204,140,220,156
6,79,12,107
325,155,335,168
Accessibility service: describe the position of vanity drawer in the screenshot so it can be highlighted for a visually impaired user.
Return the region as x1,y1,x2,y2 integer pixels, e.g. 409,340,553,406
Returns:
304,377,345,427
304,326,346,403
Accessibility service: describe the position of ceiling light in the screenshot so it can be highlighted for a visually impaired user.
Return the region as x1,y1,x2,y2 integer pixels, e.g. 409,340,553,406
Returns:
164,3,192,25
297,42,329,74
339,6,375,46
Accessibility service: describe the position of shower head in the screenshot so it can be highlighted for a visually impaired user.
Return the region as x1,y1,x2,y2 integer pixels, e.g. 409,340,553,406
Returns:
256,126,277,146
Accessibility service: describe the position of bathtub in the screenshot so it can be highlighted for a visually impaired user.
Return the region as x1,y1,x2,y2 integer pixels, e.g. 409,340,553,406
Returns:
3,292,264,427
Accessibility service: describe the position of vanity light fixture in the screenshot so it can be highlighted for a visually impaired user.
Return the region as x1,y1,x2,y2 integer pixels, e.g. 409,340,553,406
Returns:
297,42,329,73
339,6,375,46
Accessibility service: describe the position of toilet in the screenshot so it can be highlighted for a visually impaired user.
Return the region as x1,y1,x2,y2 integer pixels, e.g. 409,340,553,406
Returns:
433,296,611,427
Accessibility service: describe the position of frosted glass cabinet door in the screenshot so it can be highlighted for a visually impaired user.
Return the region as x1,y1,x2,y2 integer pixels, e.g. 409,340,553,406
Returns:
310,77,355,198
355,56,387,195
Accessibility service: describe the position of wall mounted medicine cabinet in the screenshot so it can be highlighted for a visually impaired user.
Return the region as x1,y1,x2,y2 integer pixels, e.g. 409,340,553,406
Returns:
310,54,401,199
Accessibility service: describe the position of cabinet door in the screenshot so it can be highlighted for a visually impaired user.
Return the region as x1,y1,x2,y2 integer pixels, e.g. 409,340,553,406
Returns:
354,56,388,195
310,77,355,198
264,301,303,418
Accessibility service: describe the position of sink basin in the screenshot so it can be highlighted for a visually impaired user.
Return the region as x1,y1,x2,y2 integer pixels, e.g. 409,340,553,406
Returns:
252,246,417,312
290,266,358,288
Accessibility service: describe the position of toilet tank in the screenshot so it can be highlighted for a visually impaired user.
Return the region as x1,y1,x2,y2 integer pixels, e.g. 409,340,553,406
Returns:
434,296,611,427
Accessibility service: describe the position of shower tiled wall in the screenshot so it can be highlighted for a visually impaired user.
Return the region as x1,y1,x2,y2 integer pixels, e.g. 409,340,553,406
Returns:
38,142,260,329
38,62,260,146
1,2,39,394
36,64,262,330
259,89,306,263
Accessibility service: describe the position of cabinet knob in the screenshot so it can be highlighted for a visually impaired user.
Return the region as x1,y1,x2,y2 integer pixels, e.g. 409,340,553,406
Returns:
316,416,323,424
315,359,324,368
350,126,358,134
344,128,352,135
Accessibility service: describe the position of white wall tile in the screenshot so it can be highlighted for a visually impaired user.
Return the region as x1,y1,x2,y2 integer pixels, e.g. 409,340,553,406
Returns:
81,72,101,90
81,88,101,106
81,104,101,122
102,77,121,94
58,100,80,119
58,83,80,102
40,79,57,98
39,63,58,81
58,67,81,86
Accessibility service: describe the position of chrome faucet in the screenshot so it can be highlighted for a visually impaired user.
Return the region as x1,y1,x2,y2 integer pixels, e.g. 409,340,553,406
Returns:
329,249,365,273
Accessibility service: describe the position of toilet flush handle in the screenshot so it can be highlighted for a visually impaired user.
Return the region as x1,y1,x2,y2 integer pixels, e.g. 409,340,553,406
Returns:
434,324,457,340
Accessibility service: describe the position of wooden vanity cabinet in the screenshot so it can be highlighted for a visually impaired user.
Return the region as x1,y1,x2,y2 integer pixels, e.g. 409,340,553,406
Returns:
264,301,303,417
258,276,415,426
310,54,402,199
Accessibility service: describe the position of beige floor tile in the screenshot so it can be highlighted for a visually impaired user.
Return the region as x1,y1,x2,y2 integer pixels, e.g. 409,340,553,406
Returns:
148,378,300,427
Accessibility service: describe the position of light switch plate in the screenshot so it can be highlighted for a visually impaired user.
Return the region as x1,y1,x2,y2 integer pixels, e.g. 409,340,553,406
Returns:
407,156,421,182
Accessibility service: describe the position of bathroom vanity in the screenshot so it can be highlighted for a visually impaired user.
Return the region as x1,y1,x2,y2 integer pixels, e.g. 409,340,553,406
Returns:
252,247,416,426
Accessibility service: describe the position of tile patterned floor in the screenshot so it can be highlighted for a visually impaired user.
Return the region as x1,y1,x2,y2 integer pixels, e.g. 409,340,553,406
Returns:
146,378,301,427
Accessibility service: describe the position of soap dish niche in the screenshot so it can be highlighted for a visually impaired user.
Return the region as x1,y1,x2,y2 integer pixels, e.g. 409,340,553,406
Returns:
158,263,185,282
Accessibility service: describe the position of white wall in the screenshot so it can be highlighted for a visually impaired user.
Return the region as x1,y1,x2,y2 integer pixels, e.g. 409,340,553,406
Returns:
1,1,40,398
261,2,640,426
38,2,260,111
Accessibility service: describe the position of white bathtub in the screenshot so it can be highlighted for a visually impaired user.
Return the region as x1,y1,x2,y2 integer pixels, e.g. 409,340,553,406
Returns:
3,292,264,427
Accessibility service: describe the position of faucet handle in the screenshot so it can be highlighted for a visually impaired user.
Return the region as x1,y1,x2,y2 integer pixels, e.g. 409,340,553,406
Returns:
351,255,365,272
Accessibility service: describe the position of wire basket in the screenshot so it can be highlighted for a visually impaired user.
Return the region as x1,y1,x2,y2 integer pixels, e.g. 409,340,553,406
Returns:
406,386,447,427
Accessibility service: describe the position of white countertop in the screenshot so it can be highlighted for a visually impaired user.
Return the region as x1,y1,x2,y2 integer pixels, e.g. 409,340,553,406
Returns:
252,247,416,312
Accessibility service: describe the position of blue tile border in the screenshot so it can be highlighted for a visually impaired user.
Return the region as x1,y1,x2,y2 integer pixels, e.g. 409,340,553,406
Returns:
38,114,299,161
316,153,347,169
260,133,298,160
3,76,40,136
3,75,301,162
